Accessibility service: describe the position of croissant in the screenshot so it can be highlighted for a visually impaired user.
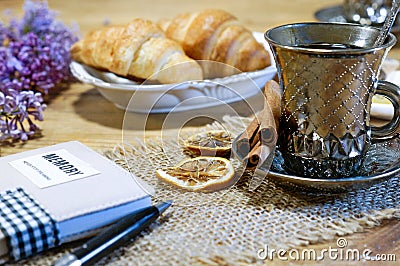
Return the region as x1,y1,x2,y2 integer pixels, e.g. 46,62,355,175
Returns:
70,18,203,84
158,9,271,75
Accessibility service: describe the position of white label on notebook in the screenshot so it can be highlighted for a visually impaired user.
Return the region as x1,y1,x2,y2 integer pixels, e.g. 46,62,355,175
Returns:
9,149,100,188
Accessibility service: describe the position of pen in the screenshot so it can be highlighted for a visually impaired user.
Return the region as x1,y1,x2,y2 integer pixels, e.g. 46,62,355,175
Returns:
53,201,172,266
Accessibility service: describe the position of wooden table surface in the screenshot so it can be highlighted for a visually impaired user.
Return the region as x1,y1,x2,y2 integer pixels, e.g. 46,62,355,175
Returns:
1,0,399,265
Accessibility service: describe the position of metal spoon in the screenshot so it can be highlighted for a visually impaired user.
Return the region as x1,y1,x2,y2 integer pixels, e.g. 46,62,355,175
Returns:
374,0,400,47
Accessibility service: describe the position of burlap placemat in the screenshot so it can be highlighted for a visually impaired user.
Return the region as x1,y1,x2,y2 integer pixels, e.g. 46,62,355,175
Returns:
20,116,399,265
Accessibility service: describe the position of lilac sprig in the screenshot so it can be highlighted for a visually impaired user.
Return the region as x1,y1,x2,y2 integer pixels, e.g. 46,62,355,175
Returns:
0,90,46,141
0,0,79,141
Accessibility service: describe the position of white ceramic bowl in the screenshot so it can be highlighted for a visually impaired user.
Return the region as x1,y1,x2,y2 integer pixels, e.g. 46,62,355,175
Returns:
70,32,277,113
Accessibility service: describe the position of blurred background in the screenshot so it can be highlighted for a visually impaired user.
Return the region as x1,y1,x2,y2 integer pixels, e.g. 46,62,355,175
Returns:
0,0,341,35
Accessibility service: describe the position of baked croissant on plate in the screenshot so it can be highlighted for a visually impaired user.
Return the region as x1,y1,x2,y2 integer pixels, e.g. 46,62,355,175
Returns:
70,18,203,84
158,9,271,75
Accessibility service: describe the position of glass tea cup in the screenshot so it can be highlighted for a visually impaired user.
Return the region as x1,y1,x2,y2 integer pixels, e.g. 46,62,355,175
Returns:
265,22,400,178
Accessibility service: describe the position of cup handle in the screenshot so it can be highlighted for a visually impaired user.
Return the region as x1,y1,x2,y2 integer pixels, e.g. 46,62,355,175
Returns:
371,80,400,139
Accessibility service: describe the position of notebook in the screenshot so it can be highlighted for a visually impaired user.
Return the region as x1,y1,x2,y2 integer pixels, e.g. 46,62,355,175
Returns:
0,141,153,262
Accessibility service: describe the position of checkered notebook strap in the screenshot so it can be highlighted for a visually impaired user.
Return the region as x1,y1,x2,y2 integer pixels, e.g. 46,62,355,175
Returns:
0,187,59,261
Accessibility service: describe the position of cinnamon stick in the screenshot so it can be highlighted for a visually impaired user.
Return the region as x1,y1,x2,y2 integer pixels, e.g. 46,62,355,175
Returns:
260,126,277,146
257,108,278,146
237,80,281,167
242,109,277,167
245,142,272,167
263,80,282,130
236,116,259,155
255,80,280,159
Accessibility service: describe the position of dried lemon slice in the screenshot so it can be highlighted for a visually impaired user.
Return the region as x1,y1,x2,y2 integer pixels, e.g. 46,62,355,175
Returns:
183,130,232,157
156,156,235,192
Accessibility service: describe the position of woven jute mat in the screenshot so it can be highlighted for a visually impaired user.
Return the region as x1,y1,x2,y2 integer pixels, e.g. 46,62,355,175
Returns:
20,116,399,265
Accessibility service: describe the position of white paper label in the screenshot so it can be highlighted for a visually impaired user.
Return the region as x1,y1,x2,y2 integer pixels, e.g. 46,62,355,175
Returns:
9,149,100,188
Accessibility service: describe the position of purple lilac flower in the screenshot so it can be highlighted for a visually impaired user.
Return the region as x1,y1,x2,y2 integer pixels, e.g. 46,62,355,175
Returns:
0,90,46,141
0,0,79,141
